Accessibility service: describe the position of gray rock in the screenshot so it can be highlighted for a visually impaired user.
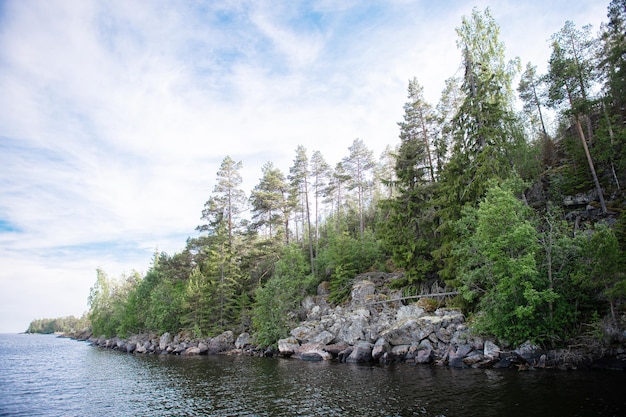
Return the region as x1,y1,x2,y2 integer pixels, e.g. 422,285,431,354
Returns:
159,332,171,351
449,344,472,368
278,337,300,356
235,332,253,349
350,280,376,303
396,304,425,321
184,346,201,355
337,347,354,363
483,340,501,361
371,338,390,360
380,318,421,346
346,342,373,363
312,330,335,345
291,324,319,342
391,344,410,357
207,331,235,353
515,341,543,364
415,347,434,364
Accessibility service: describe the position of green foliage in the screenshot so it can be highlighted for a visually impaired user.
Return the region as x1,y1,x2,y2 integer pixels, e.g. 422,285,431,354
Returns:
575,224,626,323
26,315,89,334
252,244,316,347
456,182,559,345
316,228,384,304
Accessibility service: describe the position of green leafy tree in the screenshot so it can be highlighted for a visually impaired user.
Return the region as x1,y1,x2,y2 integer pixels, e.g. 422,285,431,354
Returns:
197,156,247,333
577,224,625,325
87,268,115,337
456,182,558,345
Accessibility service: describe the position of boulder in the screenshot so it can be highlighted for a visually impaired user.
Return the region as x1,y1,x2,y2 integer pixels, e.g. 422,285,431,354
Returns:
371,338,390,361
291,324,320,342
159,332,171,351
462,351,484,366
391,344,410,358
337,347,354,363
448,344,472,368
299,348,333,361
183,346,201,355
415,347,434,364
278,337,300,356
350,280,376,304
379,318,421,346
324,342,350,357
312,330,335,345
515,341,543,365
346,342,373,363
483,340,501,361
337,313,368,345
135,342,147,354
396,304,426,321
235,332,253,349
208,331,235,353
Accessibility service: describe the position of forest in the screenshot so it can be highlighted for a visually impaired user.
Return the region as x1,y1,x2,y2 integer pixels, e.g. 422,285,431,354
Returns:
84,1,626,349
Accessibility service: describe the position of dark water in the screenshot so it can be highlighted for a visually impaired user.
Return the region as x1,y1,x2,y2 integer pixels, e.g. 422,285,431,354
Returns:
0,334,624,417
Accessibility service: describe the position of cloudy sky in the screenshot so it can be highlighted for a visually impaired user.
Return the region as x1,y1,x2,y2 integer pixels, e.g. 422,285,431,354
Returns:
0,0,607,333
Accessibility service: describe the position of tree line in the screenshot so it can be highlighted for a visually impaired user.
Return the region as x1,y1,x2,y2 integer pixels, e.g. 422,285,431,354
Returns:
87,1,626,348
26,315,89,334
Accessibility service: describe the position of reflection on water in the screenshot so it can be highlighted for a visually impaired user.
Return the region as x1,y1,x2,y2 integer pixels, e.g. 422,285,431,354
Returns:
0,334,624,416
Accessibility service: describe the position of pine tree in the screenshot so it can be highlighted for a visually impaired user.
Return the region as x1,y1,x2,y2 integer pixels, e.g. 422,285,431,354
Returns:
342,138,375,239
547,21,607,213
250,162,290,242
289,145,314,274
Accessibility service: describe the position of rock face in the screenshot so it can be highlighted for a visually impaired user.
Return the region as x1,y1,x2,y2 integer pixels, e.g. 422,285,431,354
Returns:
275,272,509,367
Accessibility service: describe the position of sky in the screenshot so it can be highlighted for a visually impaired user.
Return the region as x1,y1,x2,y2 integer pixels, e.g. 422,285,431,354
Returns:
0,0,608,333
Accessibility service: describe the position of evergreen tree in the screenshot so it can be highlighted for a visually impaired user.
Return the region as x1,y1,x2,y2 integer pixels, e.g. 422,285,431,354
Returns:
289,145,314,274
310,150,331,255
342,138,375,239
435,7,522,283
250,162,290,242
196,156,248,333
378,78,438,283
547,21,607,213
518,62,550,142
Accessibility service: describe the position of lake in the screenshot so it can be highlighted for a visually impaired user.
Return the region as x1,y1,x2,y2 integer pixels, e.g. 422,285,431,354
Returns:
0,333,624,416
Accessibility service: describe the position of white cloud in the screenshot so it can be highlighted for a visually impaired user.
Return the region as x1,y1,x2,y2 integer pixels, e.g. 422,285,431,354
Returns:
0,0,610,332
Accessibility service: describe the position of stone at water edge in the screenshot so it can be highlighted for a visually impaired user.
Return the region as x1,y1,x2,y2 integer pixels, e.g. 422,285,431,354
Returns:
346,341,373,363
278,337,300,356
235,332,253,349
159,332,171,351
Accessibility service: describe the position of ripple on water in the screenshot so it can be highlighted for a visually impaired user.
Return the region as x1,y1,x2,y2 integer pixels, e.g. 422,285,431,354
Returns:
1,334,625,417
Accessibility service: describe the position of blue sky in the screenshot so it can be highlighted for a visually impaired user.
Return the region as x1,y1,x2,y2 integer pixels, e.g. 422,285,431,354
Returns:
0,0,607,333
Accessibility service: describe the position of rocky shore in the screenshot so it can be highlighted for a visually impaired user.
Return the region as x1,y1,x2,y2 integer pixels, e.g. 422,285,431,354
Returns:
72,273,626,371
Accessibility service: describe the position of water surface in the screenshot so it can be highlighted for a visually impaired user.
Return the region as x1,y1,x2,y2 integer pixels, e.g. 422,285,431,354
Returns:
0,333,624,416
